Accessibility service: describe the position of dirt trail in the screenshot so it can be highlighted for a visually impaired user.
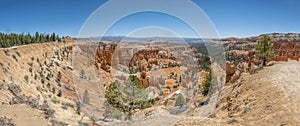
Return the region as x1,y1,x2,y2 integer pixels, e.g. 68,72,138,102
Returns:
176,61,300,126
267,61,300,122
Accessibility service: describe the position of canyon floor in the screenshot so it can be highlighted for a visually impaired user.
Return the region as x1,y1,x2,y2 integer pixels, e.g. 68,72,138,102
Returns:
176,61,300,126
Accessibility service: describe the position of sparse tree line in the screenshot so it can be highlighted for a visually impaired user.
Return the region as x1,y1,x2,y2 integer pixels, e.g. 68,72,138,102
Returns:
0,32,63,48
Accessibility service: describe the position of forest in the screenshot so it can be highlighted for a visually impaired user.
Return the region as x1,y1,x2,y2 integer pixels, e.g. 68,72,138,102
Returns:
0,32,62,48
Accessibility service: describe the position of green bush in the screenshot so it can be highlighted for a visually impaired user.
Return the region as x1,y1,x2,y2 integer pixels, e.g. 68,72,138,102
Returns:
24,75,29,82
228,118,238,124
175,93,186,108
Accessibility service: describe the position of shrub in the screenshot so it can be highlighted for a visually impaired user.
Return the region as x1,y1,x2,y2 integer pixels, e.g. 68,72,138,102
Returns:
45,109,55,119
36,85,41,92
57,89,62,97
80,69,86,79
228,118,238,124
29,67,33,73
52,87,56,94
41,77,45,84
57,71,62,80
34,74,37,80
12,55,18,62
4,49,10,56
16,51,20,57
47,83,51,89
129,75,144,89
51,97,60,104
164,99,169,106
75,100,82,115
82,89,90,104
61,102,74,108
24,75,29,82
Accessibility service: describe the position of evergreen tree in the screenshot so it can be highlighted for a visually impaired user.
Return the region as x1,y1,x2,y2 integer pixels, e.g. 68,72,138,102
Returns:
51,32,56,42
35,32,40,42
175,93,186,108
202,72,211,96
0,32,61,48
105,77,151,121
46,34,50,42
255,35,275,66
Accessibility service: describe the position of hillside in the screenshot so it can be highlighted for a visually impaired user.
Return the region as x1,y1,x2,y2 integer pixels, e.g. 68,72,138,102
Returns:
0,42,87,125
176,61,300,125
0,33,300,125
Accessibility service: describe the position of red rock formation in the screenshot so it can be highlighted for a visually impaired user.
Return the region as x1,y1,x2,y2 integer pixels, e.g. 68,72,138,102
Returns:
94,42,117,73
226,62,236,83
128,49,178,74
272,42,300,61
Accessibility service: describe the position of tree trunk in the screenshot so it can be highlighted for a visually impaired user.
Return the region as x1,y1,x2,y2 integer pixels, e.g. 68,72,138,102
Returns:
263,58,267,66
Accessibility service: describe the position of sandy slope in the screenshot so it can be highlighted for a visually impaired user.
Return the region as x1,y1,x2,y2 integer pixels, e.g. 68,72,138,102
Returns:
0,104,47,126
176,61,300,126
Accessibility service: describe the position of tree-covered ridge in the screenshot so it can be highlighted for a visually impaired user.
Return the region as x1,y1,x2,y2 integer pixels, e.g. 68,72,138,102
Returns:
0,32,62,48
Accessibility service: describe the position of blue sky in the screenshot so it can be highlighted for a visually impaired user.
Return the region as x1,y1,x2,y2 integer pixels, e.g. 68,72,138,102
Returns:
0,0,299,38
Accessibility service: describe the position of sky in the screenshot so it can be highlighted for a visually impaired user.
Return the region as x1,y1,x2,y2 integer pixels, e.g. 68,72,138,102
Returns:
0,0,299,38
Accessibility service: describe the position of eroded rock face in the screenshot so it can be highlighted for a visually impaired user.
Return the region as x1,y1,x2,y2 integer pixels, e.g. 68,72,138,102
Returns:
226,62,236,83
273,42,300,61
128,49,180,88
94,42,117,73
129,49,179,74
223,33,300,84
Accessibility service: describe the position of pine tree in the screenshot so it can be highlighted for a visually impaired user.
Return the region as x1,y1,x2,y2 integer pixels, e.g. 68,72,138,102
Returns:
175,93,186,108
255,35,275,66
51,33,56,42
105,77,150,121
202,72,211,96
35,32,40,42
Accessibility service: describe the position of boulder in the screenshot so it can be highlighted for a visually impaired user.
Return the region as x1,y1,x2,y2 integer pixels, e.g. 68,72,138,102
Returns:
266,61,275,66
0,116,15,126
249,64,258,74
230,70,241,83
8,84,22,96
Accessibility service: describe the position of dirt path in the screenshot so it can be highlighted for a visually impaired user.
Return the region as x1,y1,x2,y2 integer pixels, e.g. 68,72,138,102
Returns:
267,61,300,123
176,61,300,126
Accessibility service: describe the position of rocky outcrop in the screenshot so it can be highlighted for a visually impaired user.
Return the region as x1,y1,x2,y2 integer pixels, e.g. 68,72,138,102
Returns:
0,116,15,126
8,84,22,96
129,49,179,74
9,94,39,108
273,42,300,61
223,33,300,84
94,42,117,73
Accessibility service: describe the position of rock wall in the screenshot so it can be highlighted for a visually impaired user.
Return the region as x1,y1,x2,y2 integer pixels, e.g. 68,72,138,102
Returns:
94,42,117,73
128,49,179,74
273,42,300,61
